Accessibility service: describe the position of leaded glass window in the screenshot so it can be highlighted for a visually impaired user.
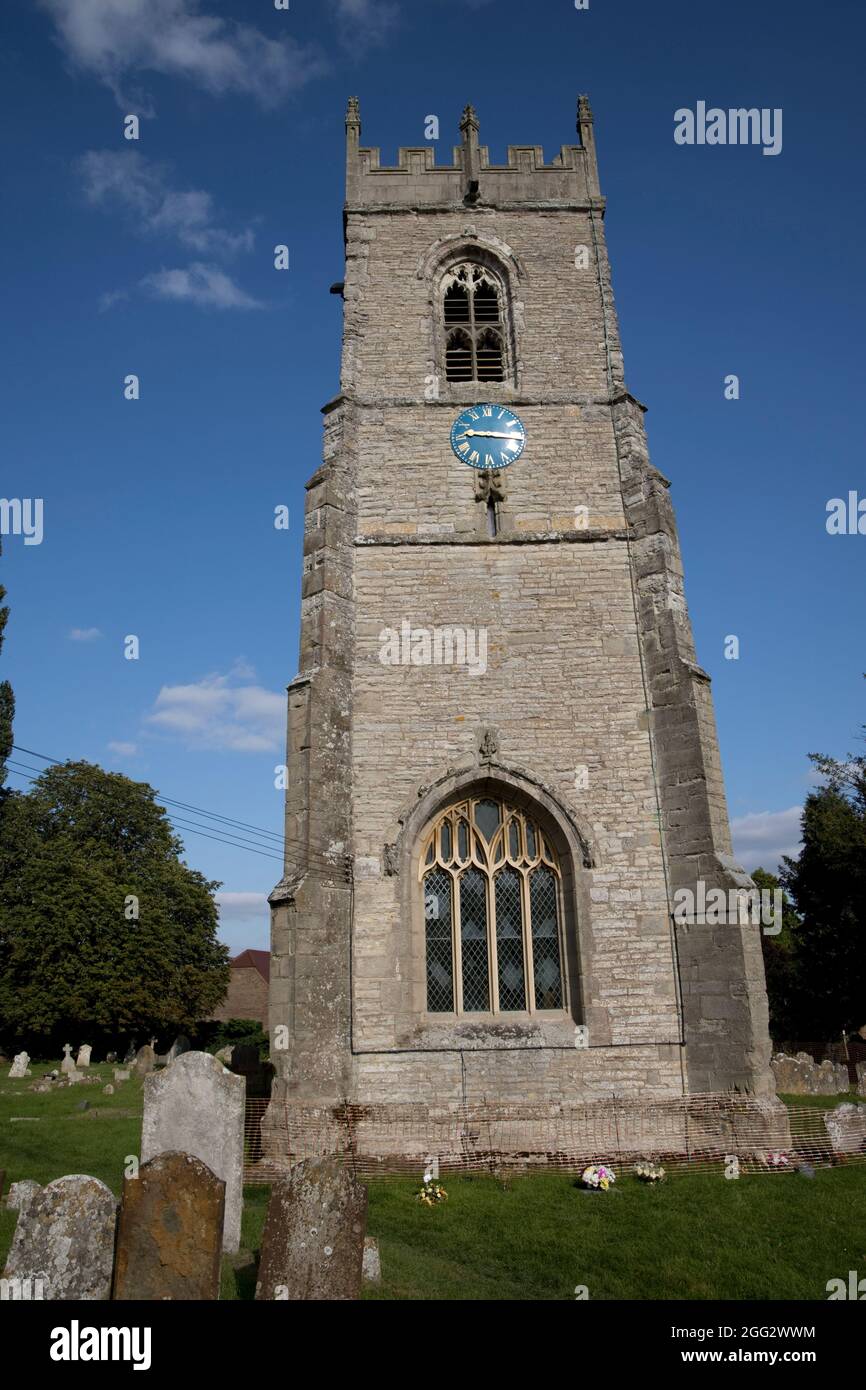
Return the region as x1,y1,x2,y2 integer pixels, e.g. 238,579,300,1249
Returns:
442,263,510,383
420,797,566,1016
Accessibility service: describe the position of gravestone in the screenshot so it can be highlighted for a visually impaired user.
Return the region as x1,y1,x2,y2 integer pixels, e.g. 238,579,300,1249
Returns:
106,1052,117,1064
123,1041,137,1064
133,1045,156,1077
8,1052,30,1079
60,1044,75,1074
167,1035,191,1063
824,1103,866,1154
771,1052,848,1096
6,1179,41,1213
103,1085,114,1096
112,1153,225,1301
255,1158,368,1301
362,1236,381,1284
114,1068,130,1082
2,1175,117,1299
76,1044,92,1069
141,1051,244,1252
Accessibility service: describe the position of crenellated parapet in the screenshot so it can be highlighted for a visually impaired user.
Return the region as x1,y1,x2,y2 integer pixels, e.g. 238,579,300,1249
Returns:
345,96,602,210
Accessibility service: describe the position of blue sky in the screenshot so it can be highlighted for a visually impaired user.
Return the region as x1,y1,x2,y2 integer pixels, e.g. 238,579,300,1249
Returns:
2,0,864,953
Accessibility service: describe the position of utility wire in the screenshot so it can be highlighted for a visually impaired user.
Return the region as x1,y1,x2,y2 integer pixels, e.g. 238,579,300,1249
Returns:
7,745,352,880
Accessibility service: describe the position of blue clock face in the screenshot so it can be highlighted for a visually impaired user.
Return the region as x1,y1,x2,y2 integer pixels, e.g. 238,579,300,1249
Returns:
450,404,526,470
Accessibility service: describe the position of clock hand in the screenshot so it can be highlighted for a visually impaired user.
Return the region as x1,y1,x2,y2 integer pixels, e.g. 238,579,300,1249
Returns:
463,430,522,440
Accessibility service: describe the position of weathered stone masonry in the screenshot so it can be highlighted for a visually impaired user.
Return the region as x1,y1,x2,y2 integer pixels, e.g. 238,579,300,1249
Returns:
268,97,776,1128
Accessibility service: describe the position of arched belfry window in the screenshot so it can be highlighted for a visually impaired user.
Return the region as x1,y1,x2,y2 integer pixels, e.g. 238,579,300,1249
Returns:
442,263,510,383
420,797,566,1015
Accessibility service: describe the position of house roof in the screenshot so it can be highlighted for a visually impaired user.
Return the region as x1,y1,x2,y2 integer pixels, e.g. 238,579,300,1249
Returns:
230,949,270,982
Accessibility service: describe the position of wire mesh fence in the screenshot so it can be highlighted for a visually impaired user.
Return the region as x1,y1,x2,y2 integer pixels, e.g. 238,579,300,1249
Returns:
242,1093,866,1184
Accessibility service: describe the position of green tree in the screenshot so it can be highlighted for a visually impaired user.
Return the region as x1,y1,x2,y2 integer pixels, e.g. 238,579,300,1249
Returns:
779,700,866,1039
753,866,801,1043
0,761,230,1044
0,537,14,794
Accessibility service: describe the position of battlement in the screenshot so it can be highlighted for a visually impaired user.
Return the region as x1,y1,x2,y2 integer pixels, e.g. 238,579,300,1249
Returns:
346,97,602,210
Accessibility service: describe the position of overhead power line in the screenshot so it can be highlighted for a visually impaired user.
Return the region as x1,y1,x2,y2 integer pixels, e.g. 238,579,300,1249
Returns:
7,745,352,882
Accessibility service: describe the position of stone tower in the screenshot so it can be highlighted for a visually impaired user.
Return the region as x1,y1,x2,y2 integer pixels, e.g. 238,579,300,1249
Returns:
268,98,774,1127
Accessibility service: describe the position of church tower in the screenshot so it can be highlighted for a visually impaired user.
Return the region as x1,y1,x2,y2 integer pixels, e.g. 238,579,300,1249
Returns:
268,98,775,1126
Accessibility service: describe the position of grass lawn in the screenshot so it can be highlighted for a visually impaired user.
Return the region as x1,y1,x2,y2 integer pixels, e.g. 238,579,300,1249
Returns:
3,1067,865,1300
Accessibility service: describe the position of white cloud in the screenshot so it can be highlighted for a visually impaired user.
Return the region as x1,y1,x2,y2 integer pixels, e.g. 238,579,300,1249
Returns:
731,806,803,874
108,740,139,757
146,669,284,752
98,287,129,313
79,150,254,257
332,0,399,50
69,626,103,641
38,0,328,109
216,891,270,952
217,891,269,920
140,263,263,310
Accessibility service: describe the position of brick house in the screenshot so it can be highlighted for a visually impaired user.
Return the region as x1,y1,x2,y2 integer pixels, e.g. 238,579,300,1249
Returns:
211,949,270,1031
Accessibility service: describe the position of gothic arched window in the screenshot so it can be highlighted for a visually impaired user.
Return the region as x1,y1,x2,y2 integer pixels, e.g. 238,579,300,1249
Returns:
420,797,566,1015
442,263,509,383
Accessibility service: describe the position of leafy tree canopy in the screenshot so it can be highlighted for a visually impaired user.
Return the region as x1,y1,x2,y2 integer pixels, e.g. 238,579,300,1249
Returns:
0,761,230,1042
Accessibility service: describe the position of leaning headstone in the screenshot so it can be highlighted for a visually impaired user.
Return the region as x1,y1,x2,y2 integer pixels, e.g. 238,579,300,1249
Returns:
255,1158,368,1301
60,1043,75,1074
114,1068,130,1082
6,1179,41,1214
133,1045,156,1077
362,1236,382,1284
824,1103,866,1154
8,1052,30,1078
2,1175,117,1299
76,1044,92,1069
113,1153,225,1301
141,1051,244,1252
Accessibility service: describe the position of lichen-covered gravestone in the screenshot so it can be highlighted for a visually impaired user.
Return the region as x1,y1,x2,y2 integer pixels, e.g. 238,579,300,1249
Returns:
255,1158,368,1301
6,1179,41,1213
133,1044,156,1077
141,1051,244,1252
2,1176,117,1299
76,1045,92,1069
112,1153,225,1301
8,1052,30,1079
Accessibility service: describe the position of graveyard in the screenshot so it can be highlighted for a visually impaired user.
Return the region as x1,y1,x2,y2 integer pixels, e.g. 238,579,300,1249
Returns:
1,1055,865,1301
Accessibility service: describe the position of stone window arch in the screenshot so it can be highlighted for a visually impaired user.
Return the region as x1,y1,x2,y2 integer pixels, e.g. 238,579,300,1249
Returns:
420,795,567,1015
440,260,513,385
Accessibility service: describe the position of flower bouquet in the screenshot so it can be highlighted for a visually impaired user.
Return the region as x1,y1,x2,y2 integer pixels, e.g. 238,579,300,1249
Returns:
634,1160,666,1184
415,1171,448,1206
417,1184,450,1206
580,1163,616,1192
